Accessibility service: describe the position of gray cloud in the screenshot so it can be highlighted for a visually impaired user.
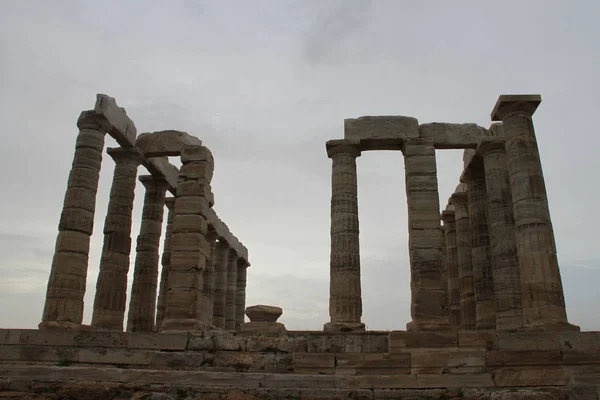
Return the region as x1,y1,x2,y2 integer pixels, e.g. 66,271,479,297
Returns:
0,0,599,331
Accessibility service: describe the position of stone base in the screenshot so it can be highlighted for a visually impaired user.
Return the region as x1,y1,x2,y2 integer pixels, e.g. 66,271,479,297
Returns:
159,318,209,332
406,320,451,332
323,322,365,332
522,320,580,332
38,321,94,331
240,322,287,333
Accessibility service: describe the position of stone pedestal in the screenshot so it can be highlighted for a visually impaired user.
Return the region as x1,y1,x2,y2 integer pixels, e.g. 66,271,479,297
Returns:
441,209,460,328
225,250,239,330
241,305,286,333
91,147,141,331
41,113,106,330
404,139,448,331
212,241,229,329
127,175,169,332
478,137,523,331
463,159,496,330
161,146,213,331
450,191,476,329
235,260,249,330
491,95,578,332
324,139,364,332
155,197,175,331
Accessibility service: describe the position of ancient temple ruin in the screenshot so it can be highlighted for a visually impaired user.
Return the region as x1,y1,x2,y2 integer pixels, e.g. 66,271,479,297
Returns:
0,94,598,399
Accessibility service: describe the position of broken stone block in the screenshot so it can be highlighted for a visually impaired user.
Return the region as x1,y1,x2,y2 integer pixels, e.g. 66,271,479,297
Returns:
245,305,283,323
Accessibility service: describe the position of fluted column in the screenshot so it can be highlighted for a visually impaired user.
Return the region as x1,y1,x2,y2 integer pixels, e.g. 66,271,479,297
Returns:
198,231,218,326
41,112,106,329
478,137,523,331
155,197,175,330
441,209,460,328
161,146,213,331
225,250,239,330
324,139,364,332
235,259,249,330
404,138,448,331
212,240,229,328
127,175,169,332
90,148,141,330
464,159,496,330
450,191,476,329
491,95,577,331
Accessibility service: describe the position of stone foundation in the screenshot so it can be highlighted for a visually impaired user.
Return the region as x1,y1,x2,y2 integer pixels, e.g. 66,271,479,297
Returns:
1,329,599,399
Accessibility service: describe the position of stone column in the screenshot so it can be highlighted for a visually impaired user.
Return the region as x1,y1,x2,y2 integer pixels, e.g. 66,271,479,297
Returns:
491,95,577,331
212,240,230,328
450,191,476,329
478,137,523,331
41,112,106,329
235,259,249,330
90,148,141,330
127,175,169,332
441,209,461,328
404,139,449,331
463,159,496,330
161,146,213,331
155,197,175,330
324,139,364,332
198,231,217,325
225,250,239,330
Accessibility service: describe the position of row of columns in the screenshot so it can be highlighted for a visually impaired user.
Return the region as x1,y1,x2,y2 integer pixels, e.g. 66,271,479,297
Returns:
40,115,249,331
441,96,577,332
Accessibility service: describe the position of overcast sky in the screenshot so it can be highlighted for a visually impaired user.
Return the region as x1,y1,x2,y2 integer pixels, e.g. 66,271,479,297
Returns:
1,1,599,331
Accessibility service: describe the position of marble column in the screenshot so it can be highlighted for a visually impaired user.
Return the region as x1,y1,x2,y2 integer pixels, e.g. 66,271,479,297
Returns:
235,259,249,330
478,137,523,331
155,197,175,331
450,191,476,329
212,240,230,328
491,95,577,331
464,158,496,330
91,148,141,330
161,146,213,331
225,250,239,330
127,175,169,332
324,139,364,332
404,138,448,331
41,112,106,329
198,231,218,325
441,209,461,328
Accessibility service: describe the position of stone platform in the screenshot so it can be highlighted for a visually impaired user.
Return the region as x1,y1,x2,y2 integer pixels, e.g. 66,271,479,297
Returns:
0,329,599,399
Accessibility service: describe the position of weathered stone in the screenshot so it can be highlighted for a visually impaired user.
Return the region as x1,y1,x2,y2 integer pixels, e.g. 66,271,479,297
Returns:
245,305,283,323
136,130,202,157
419,122,489,149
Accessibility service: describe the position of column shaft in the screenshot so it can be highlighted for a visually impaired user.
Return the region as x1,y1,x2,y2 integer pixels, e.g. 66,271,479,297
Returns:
155,198,175,330
466,163,496,330
404,139,448,331
212,241,229,328
451,192,476,329
235,261,248,330
492,96,575,330
324,140,364,332
127,176,169,332
442,211,461,328
225,251,238,330
41,114,106,329
91,148,140,330
199,232,217,325
479,138,523,330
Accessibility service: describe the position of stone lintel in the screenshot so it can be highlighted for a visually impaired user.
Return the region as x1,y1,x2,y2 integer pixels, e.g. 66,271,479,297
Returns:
477,137,506,157
136,130,203,157
441,210,455,224
208,209,249,264
146,157,179,195
419,123,490,149
106,146,144,164
94,94,138,147
325,139,361,158
359,138,404,151
344,115,419,141
491,94,542,121
138,174,168,188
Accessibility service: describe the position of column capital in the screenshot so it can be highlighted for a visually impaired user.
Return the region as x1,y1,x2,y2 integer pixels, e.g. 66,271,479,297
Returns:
138,174,169,190
460,156,484,183
77,110,107,131
449,191,468,206
165,197,176,210
491,94,541,121
107,147,143,164
326,139,361,158
237,258,250,268
477,137,506,157
441,210,455,224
